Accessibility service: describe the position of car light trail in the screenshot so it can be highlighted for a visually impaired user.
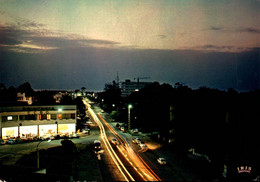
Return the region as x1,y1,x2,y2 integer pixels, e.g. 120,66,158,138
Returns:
83,99,134,181
98,114,162,181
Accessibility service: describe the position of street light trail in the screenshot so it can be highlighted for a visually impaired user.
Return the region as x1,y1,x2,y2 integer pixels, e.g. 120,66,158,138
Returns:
83,100,134,181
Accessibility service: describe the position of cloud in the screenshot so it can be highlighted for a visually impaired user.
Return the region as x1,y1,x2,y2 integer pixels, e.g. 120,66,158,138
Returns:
209,26,223,31
157,34,167,39
0,23,121,53
206,26,260,34
238,27,260,34
0,10,45,29
187,44,254,53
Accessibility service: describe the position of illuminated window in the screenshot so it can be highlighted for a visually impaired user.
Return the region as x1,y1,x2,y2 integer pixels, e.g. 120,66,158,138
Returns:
47,114,51,120
2,115,18,122
7,116,13,121
58,114,62,120
39,114,47,120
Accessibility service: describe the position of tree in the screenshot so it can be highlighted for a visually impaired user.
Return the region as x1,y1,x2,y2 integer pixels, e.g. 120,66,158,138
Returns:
101,80,121,112
17,82,34,95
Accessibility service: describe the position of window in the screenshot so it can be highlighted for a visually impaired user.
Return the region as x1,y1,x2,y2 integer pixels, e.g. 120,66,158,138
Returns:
58,114,62,120
20,115,37,120
62,113,76,119
63,114,70,119
39,114,47,120
2,116,8,122
47,114,51,120
51,114,57,120
2,115,18,122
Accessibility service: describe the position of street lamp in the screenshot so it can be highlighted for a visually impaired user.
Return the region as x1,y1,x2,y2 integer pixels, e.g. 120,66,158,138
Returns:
36,139,51,169
128,104,133,131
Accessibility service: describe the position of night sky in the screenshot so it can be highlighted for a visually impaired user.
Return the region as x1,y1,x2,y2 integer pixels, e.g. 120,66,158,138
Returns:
0,0,259,91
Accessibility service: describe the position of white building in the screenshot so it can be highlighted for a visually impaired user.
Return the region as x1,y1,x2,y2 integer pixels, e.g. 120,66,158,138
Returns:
0,105,76,139
121,79,152,97
17,92,33,105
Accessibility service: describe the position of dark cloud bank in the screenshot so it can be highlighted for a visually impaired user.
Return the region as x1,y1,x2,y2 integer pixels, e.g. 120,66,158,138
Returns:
1,45,259,92
0,24,259,92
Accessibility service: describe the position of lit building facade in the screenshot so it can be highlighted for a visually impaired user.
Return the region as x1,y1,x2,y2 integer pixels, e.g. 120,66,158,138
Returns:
17,92,33,105
0,105,76,139
121,79,152,97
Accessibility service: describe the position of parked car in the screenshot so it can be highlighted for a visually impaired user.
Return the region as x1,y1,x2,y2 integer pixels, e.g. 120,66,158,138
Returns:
86,121,94,126
132,138,141,144
120,127,126,132
69,133,79,138
15,138,24,144
0,140,6,145
157,157,167,165
111,138,119,145
141,144,148,150
6,139,15,144
138,141,145,147
82,129,90,134
133,128,138,133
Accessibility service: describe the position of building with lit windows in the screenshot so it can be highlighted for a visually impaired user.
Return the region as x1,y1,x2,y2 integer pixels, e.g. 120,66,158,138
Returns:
0,105,76,139
17,92,33,105
121,79,152,97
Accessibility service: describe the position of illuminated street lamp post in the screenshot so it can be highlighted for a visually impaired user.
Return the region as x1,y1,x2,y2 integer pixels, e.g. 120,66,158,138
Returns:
37,139,51,169
128,104,133,131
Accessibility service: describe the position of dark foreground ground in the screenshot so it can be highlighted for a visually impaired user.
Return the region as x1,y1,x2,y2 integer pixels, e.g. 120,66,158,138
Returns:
0,142,104,182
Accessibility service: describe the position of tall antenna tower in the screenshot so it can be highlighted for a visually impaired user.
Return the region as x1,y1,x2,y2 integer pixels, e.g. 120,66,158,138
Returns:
116,72,120,84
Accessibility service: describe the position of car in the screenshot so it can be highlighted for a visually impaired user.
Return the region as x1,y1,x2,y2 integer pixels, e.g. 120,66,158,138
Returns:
15,138,24,144
141,144,148,150
111,138,119,145
6,139,15,144
94,140,101,150
133,128,138,133
69,133,79,138
86,121,93,125
157,157,167,165
138,141,145,147
120,127,126,132
132,138,141,144
82,129,90,134
0,140,6,145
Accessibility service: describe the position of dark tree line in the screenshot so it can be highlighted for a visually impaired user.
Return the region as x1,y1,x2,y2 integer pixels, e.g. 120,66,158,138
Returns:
99,81,260,179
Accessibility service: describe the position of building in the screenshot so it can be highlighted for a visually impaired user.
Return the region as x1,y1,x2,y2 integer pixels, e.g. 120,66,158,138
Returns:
121,79,152,97
17,92,33,105
0,105,76,139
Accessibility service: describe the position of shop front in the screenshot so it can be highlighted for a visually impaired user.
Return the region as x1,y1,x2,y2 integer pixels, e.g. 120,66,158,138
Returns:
2,127,18,139
20,125,38,138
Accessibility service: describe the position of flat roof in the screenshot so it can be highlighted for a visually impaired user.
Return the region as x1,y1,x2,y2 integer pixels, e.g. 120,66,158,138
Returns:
0,105,76,112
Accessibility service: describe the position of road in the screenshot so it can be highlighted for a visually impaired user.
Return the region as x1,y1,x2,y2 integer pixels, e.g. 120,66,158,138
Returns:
87,99,202,181
84,98,162,181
